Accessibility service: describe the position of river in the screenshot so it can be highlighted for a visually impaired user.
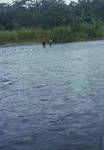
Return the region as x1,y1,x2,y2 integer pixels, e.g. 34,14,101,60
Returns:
0,40,104,150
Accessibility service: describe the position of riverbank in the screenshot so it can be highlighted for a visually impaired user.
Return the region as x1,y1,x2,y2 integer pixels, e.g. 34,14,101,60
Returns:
1,39,104,48
0,24,104,45
0,42,39,47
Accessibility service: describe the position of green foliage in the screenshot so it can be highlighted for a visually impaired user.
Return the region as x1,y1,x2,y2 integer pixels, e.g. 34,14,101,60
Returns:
0,23,104,44
0,0,104,43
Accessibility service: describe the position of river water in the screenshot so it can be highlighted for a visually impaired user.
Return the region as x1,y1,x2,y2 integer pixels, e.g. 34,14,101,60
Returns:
0,41,104,150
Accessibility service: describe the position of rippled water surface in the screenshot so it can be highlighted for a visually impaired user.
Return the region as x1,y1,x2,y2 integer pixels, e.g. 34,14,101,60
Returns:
0,41,104,150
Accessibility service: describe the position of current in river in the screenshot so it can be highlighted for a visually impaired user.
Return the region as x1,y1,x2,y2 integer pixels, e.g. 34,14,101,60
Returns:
0,41,104,150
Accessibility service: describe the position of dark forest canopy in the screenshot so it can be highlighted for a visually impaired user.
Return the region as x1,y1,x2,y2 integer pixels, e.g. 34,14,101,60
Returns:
0,0,104,30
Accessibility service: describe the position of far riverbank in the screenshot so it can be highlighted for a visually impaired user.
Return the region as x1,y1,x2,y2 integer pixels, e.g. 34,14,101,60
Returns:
0,24,104,45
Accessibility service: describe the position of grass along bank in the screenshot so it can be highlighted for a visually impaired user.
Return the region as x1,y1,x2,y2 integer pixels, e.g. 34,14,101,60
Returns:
0,23,104,44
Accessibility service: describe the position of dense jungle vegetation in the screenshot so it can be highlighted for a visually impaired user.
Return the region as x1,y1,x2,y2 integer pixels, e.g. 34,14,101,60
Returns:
0,0,104,43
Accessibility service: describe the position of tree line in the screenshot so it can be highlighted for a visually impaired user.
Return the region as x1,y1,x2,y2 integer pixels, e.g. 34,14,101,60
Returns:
0,0,104,43
0,0,104,30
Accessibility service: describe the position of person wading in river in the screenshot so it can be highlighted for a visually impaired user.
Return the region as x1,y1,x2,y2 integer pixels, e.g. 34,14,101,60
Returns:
49,39,53,47
42,41,46,48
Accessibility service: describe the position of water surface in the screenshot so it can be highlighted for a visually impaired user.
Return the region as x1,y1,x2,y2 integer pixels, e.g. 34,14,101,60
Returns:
0,41,104,150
